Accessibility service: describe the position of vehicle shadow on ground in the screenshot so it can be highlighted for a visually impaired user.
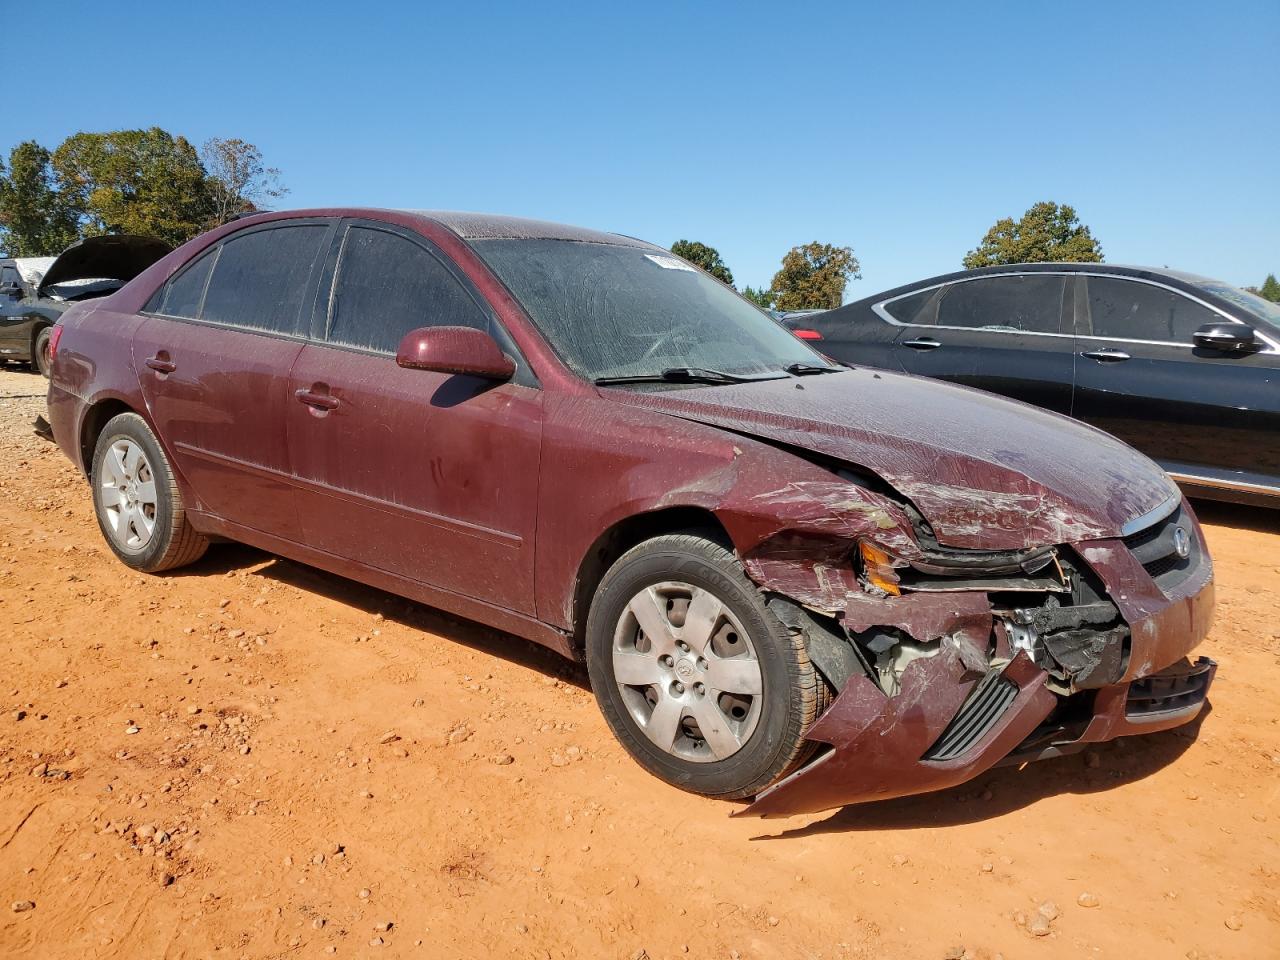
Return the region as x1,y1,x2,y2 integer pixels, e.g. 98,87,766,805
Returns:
1191,498,1280,535
751,709,1210,839
171,541,591,690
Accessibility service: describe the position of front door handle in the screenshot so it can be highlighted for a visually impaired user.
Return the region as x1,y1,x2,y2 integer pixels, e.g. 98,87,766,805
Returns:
1081,348,1131,363
295,388,339,411
902,337,941,350
145,355,176,374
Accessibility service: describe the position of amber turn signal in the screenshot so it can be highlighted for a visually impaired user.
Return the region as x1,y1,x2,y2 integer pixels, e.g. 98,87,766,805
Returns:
859,542,902,596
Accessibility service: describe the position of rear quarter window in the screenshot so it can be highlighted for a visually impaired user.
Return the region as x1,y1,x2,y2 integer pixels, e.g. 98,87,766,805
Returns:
153,249,217,318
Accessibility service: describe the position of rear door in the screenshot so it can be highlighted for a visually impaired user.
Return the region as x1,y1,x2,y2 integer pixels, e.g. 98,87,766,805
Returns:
884,274,1075,413
1071,274,1280,488
285,219,543,614
133,219,335,540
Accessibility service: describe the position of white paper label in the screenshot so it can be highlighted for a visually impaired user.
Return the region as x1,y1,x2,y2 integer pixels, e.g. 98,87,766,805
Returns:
644,254,696,272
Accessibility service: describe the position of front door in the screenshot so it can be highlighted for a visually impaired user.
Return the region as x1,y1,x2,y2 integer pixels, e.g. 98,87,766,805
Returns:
133,220,334,540
286,220,543,614
1071,274,1280,488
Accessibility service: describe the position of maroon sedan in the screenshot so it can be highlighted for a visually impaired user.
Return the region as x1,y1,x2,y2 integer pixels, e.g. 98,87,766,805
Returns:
46,209,1216,816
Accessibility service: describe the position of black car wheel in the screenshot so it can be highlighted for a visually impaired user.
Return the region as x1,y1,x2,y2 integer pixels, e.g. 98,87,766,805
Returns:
585,531,824,800
33,327,53,377
90,412,209,572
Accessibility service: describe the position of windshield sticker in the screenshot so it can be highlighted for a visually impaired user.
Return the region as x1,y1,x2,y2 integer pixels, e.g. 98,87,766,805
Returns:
644,254,697,272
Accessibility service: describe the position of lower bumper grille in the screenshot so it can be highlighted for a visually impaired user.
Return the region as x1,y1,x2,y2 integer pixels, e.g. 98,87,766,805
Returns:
924,669,1019,762
1126,656,1215,720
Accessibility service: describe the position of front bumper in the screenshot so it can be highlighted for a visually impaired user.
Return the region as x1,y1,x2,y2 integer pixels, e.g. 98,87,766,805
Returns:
739,523,1216,818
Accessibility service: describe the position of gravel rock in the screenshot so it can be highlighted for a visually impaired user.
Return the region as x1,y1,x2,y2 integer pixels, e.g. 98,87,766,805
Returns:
11,900,35,913
1224,914,1244,931
1037,900,1060,922
1029,915,1052,937
1077,892,1100,908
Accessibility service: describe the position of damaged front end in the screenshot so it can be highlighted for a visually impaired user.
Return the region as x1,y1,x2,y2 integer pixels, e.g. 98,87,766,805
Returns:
734,488,1216,818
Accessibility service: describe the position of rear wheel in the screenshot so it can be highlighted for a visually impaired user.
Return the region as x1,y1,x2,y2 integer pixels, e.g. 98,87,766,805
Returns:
90,412,208,572
33,327,53,377
585,532,825,800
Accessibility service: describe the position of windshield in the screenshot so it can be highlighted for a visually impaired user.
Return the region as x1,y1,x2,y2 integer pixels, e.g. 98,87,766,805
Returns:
1191,279,1280,329
472,239,830,382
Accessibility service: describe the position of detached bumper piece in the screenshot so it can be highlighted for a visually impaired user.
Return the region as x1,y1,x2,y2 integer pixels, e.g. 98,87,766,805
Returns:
738,653,1217,818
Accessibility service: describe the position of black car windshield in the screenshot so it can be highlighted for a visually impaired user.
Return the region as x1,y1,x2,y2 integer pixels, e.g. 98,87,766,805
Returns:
472,239,832,382
1192,280,1280,329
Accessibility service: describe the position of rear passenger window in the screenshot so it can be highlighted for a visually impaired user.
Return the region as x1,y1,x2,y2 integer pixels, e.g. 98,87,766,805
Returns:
936,276,1065,333
200,225,328,335
882,287,939,325
326,226,487,354
1086,277,1221,343
158,250,215,318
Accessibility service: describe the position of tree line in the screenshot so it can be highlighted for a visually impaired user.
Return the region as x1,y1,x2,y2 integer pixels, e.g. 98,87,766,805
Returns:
0,128,287,256
675,201,1280,309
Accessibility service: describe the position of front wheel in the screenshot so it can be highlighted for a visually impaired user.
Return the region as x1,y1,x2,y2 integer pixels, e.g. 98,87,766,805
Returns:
90,412,209,572
585,532,824,800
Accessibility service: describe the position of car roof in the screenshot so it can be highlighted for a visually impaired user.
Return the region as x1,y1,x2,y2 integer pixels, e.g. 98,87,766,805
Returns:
845,262,1235,306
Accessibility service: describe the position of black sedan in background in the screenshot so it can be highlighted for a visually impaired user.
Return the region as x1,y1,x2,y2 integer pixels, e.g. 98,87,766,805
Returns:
788,263,1280,506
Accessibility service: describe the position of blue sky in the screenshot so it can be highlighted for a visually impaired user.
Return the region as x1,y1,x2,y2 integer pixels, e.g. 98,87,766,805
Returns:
10,0,1278,296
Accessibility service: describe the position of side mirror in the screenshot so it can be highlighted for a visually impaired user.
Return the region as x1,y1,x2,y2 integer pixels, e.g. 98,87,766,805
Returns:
0,282,22,299
1193,321,1256,353
395,325,515,380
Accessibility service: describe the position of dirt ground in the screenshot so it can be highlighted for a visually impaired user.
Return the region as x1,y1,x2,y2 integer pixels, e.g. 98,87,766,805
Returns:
0,364,1276,960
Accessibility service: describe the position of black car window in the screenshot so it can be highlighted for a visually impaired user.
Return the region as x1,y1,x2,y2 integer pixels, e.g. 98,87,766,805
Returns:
1086,277,1221,343
201,225,328,335
882,288,939,325
326,226,487,354
935,275,1065,333
157,249,216,318
1,264,21,287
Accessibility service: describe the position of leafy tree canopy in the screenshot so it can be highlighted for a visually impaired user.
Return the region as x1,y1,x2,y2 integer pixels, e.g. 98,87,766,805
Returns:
202,137,289,227
1259,273,1280,303
740,285,775,309
670,239,734,286
770,242,860,310
963,201,1102,269
52,128,215,247
0,141,79,256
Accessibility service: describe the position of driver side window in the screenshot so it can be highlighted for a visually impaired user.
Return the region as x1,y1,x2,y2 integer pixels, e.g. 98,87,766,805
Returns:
1085,277,1220,343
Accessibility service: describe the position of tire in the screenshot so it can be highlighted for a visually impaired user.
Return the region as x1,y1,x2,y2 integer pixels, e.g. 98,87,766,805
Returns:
90,412,208,572
585,532,825,800
33,326,53,377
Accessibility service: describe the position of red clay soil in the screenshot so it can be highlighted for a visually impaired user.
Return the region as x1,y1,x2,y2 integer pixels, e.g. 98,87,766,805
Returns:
1,366,1277,960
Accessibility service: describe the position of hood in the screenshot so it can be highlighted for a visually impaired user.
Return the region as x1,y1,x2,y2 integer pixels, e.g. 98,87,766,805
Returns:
37,235,173,299
604,368,1178,550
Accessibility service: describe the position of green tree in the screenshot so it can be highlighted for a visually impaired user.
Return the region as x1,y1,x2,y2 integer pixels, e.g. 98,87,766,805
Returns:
52,128,215,246
770,242,860,310
201,137,289,227
963,201,1102,269
740,285,775,309
670,239,734,285
0,141,79,255
1259,273,1280,303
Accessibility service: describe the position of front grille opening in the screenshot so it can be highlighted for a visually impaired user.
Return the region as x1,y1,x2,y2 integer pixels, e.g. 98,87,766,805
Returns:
923,670,1018,762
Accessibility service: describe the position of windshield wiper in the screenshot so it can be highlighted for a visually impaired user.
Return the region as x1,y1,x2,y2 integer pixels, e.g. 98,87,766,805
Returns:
784,362,843,375
594,366,787,386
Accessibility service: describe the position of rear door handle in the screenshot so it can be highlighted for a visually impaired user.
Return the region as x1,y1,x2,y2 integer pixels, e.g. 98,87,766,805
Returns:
295,388,339,411
902,337,941,350
1081,348,1131,363
145,355,176,374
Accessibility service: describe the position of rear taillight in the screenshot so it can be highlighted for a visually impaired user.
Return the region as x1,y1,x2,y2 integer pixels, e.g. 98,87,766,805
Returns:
48,325,64,363
792,328,823,341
